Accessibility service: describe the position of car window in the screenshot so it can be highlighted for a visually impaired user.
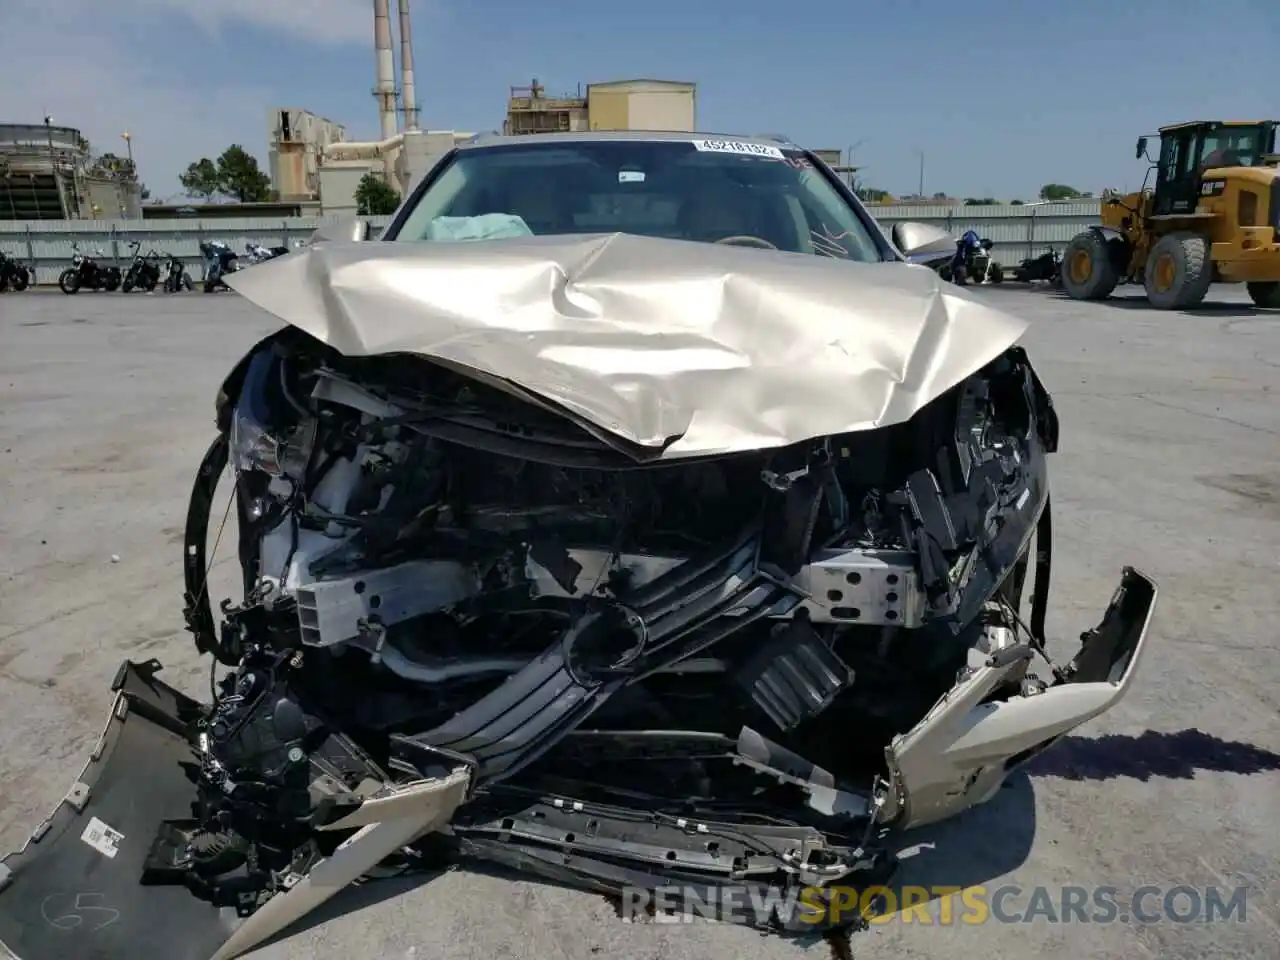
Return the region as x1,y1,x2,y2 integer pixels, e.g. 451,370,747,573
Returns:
1198,128,1261,168
390,139,884,262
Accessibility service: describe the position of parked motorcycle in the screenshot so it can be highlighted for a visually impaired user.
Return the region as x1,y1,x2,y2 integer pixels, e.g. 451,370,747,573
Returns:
1012,249,1063,286
160,251,194,292
58,244,122,294
121,240,162,293
0,251,32,292
244,241,290,264
200,240,239,292
940,230,1002,285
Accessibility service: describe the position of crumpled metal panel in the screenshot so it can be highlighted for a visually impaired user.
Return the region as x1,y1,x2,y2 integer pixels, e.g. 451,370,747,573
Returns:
226,232,1029,459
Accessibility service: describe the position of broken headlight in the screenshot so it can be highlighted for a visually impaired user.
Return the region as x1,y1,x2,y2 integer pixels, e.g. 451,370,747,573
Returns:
230,409,315,478
228,348,316,479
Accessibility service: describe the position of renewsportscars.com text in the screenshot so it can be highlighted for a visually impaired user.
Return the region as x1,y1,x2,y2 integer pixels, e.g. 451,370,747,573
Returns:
618,884,1251,926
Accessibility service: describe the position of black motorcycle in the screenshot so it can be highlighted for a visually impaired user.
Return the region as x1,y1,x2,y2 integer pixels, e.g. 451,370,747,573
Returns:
200,240,238,293
161,251,193,292
0,251,32,292
59,244,122,294
1012,249,1062,286
121,241,162,293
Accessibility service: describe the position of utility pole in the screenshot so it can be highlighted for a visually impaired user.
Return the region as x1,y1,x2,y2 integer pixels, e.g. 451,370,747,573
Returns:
914,147,925,198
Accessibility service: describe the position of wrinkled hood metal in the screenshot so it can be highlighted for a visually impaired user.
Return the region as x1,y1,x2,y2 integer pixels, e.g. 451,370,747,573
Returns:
226,232,1029,459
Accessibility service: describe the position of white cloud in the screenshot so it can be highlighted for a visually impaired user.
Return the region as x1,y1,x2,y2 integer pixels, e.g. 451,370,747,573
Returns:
130,0,372,46
0,0,371,198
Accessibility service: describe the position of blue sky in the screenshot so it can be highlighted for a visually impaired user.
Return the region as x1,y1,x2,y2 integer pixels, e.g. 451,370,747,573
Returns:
5,0,1275,201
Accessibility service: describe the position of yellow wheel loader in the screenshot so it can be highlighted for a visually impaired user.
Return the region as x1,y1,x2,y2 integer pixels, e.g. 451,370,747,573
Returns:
1061,120,1280,309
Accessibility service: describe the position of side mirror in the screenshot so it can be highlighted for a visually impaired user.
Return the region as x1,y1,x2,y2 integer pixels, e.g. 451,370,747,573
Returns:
891,221,957,265
306,216,371,246
1135,136,1148,160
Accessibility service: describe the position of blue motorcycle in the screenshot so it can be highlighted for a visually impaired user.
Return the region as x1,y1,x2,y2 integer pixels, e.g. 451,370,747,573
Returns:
944,230,1003,285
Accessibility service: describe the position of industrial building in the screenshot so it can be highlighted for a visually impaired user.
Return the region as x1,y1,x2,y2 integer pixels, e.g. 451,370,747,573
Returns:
268,109,348,202
503,78,697,136
301,0,474,214
4,0,708,221
0,122,142,220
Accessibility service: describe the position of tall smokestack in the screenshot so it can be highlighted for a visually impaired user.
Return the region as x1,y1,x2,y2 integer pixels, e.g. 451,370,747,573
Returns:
372,0,398,144
397,0,419,131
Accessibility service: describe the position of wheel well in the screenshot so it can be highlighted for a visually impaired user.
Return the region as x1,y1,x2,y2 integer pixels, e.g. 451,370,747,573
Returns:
1087,226,1134,274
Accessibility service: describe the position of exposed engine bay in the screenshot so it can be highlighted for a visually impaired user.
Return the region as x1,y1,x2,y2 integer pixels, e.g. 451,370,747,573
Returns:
0,239,1158,960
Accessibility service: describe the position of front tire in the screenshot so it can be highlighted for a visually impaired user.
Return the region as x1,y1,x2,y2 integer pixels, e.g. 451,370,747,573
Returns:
1061,230,1120,300
989,263,1004,284
59,268,80,294
1246,281,1280,308
12,268,29,291
1144,232,1212,310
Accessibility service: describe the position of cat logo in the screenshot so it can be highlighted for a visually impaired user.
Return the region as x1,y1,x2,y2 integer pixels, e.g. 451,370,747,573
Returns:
1200,180,1227,197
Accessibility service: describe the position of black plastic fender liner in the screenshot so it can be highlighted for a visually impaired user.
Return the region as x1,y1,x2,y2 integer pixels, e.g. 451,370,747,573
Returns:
183,433,230,662
0,661,239,960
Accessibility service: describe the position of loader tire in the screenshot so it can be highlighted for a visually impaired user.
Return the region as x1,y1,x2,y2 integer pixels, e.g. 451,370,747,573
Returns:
1144,232,1212,310
1061,230,1119,300
1246,281,1280,308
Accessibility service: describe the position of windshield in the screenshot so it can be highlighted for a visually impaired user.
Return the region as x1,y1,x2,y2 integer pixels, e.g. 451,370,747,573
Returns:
389,139,885,262
1198,124,1274,169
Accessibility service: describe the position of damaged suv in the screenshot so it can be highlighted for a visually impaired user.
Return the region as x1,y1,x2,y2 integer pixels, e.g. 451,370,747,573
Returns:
0,132,1157,960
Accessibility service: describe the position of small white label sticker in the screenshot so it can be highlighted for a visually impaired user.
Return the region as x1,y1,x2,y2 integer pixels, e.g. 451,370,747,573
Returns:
80,817,124,858
691,139,784,159
618,170,646,183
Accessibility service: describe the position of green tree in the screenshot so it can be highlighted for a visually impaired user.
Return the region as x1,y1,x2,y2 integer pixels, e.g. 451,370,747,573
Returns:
1038,183,1084,201
963,197,998,205
355,173,401,215
215,145,272,202
179,158,220,200
856,186,892,203
139,185,151,200
1010,199,1024,205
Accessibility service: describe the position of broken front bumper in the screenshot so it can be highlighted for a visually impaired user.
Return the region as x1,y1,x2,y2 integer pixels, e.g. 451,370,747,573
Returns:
0,568,1158,957
0,661,470,960
881,567,1159,829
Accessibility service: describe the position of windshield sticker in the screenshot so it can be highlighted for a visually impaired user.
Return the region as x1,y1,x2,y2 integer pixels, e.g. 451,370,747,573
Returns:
691,139,785,160
618,170,646,183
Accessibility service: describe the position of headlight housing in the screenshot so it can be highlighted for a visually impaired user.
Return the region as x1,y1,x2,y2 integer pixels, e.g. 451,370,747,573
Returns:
229,408,315,478
228,349,316,479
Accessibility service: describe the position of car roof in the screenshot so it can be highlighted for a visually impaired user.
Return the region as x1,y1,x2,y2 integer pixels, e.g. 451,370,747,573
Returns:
458,130,802,151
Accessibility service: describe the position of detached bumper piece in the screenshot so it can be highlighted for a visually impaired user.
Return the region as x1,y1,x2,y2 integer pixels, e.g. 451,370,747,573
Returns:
0,661,239,960
0,661,472,960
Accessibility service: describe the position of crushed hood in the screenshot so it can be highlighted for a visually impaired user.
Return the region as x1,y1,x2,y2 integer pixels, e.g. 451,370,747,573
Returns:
226,232,1029,459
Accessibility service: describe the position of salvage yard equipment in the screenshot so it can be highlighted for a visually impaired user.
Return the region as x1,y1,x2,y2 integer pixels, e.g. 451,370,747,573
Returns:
1061,120,1280,309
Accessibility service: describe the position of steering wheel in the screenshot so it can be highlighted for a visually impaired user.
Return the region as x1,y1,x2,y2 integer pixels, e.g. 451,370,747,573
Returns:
714,235,777,250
